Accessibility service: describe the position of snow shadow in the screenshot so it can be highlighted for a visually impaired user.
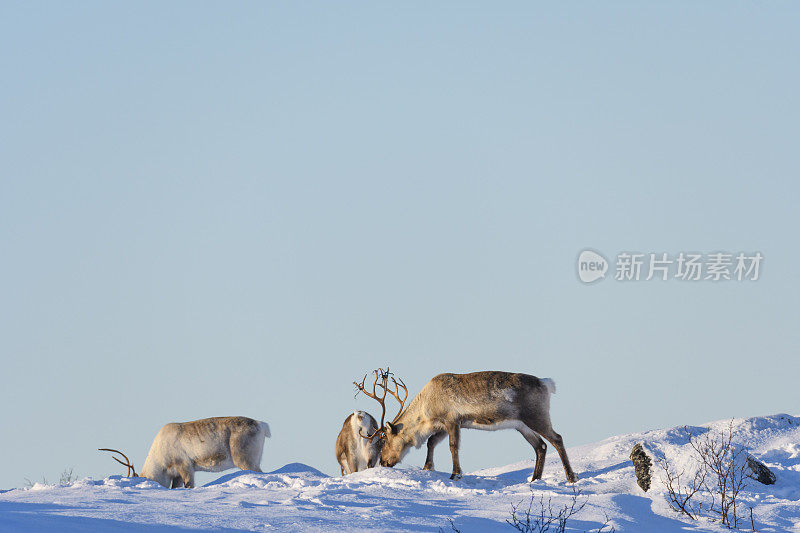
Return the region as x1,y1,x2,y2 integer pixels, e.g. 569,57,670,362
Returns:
0,501,243,532
604,494,694,532
203,463,327,488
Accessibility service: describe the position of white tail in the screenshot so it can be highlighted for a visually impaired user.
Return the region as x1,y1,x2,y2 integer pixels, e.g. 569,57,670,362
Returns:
541,378,556,395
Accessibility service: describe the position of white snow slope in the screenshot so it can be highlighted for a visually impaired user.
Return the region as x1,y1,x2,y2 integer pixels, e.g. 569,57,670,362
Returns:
1,414,799,532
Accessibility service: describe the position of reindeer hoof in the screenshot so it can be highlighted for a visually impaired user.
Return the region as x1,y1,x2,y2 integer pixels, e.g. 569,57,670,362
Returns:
423,463,434,471
450,472,462,480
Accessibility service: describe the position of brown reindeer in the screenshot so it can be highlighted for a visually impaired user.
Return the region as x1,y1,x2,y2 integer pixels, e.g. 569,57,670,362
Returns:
335,410,382,475
358,370,577,482
337,369,406,475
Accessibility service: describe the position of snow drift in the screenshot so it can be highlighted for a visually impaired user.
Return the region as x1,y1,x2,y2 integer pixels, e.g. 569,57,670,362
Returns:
1,414,799,532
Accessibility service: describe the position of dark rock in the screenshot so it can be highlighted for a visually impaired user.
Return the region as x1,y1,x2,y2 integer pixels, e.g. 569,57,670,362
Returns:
630,443,652,492
746,455,776,485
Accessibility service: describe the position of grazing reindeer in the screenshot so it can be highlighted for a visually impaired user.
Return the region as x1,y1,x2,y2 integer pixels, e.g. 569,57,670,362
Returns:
362,370,577,482
337,369,406,475
335,410,382,475
100,416,270,488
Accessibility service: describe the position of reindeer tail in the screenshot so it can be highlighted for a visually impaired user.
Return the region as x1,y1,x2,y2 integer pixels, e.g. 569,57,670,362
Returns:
540,378,556,395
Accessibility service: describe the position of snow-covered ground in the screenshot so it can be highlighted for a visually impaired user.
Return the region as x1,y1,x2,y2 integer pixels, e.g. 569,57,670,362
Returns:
2,414,799,532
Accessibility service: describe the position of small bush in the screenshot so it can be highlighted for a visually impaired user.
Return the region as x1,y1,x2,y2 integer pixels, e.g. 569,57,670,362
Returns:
506,485,615,533
659,422,754,530
59,468,78,484
24,468,77,488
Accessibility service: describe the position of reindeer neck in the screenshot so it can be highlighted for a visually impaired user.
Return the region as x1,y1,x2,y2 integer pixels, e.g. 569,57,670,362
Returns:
393,393,436,446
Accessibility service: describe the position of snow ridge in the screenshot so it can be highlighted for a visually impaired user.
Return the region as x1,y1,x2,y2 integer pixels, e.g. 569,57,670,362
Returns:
2,414,799,532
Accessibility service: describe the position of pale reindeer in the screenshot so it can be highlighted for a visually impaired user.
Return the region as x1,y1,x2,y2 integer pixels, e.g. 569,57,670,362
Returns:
335,370,407,474
100,416,270,488
335,410,382,475
357,370,577,482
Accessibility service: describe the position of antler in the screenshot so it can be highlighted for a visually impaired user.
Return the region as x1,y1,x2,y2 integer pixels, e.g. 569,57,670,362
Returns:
386,375,408,424
353,369,388,440
98,448,139,477
353,367,409,440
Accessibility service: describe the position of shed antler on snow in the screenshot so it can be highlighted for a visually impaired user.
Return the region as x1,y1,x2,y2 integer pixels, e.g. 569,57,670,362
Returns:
98,448,138,477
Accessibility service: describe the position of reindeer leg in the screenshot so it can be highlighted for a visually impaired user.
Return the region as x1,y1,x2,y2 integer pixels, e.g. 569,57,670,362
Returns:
233,453,263,472
346,453,359,474
518,428,547,480
231,432,263,472
447,425,462,480
538,427,577,483
178,465,195,489
423,431,446,471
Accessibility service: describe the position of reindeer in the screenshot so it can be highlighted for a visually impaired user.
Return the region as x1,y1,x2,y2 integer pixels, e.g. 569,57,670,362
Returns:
100,416,270,488
358,370,577,482
335,410,382,475
337,369,406,475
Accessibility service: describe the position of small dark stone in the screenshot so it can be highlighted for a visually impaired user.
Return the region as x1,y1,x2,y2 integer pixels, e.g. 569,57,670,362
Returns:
630,443,652,492
746,455,776,485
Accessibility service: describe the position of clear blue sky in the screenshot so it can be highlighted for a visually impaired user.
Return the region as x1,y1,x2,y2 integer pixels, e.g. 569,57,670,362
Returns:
1,2,798,488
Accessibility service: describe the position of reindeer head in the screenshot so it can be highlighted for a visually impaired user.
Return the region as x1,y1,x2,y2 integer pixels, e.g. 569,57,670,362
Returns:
353,368,408,464
379,420,413,467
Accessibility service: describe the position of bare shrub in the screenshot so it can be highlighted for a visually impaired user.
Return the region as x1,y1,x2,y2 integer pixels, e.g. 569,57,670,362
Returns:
441,485,615,533
506,485,615,533
657,439,706,520
59,468,78,484
23,476,45,489
659,422,753,530
23,468,77,488
690,421,749,529
438,518,461,532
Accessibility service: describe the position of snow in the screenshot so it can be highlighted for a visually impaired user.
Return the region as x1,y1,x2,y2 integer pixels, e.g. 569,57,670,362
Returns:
2,414,799,532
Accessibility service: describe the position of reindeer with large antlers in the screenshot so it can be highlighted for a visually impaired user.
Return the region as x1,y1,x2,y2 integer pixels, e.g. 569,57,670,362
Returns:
362,370,577,482
100,416,270,488
336,368,408,475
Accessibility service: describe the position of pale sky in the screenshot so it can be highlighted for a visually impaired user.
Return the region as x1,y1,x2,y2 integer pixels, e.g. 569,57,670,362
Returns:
1,2,798,488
